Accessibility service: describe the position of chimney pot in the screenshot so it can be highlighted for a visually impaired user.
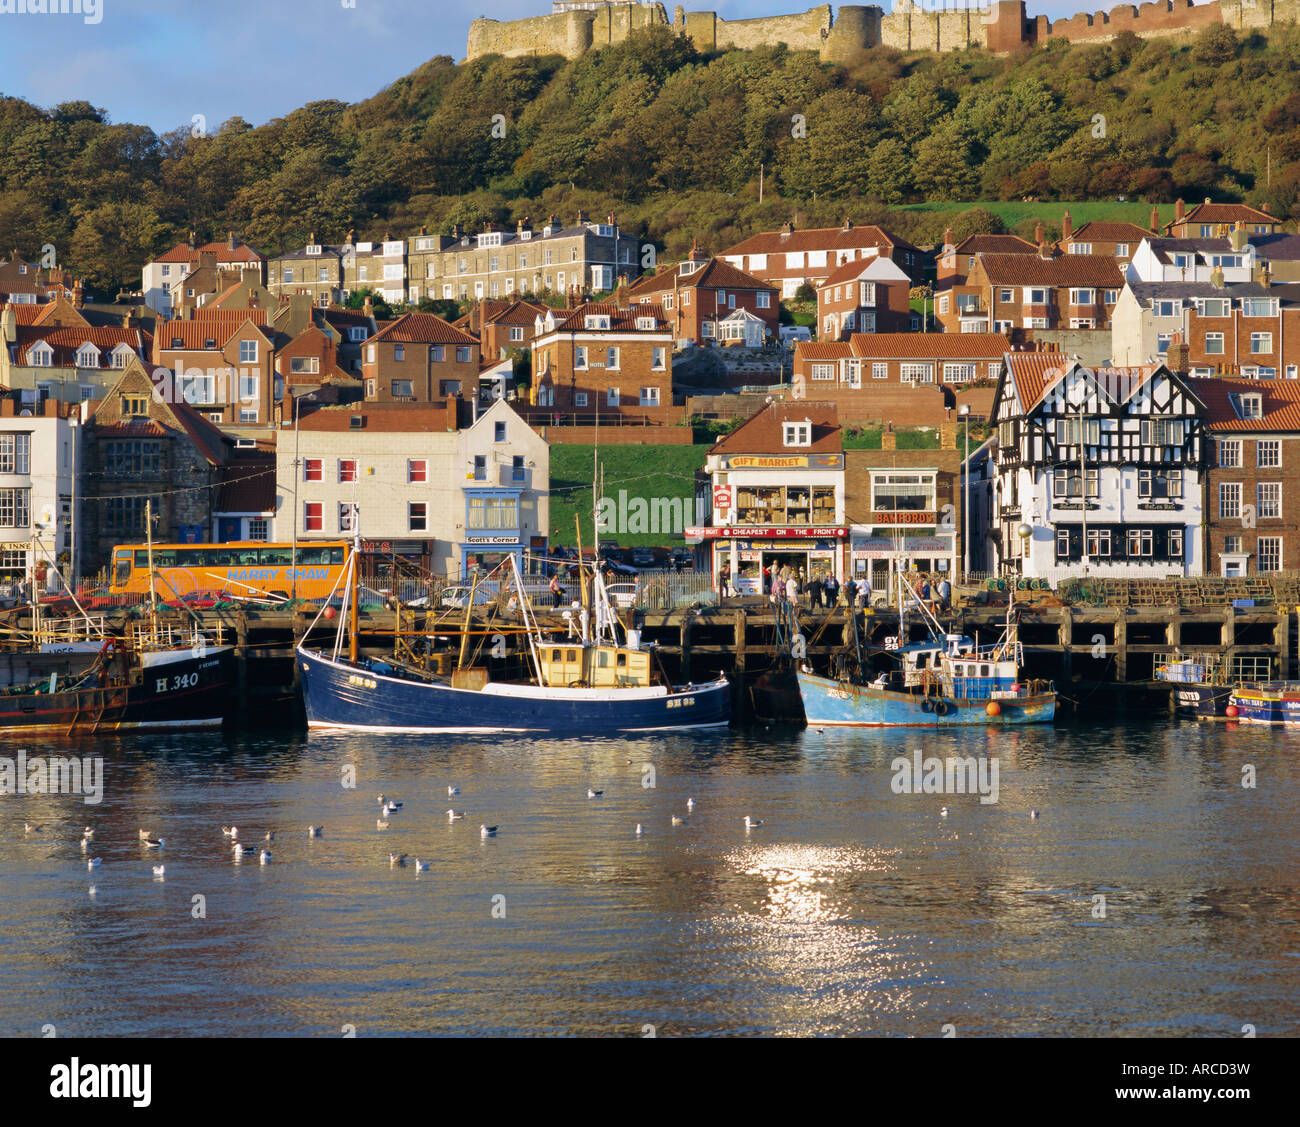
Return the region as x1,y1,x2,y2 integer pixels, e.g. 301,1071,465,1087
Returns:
1061,209,1072,240
1175,199,1185,222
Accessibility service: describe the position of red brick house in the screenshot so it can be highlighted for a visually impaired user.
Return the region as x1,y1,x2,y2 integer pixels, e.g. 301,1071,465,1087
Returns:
362,312,481,404
1057,211,1157,271
1164,200,1281,240
153,314,278,429
816,255,912,341
455,298,548,361
1180,278,1300,380
938,249,1124,334
936,230,1036,292
529,300,677,422
720,220,923,298
1199,377,1300,576
626,246,778,345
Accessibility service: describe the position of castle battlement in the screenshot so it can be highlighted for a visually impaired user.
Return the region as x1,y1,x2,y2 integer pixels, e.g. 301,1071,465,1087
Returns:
465,1,1300,62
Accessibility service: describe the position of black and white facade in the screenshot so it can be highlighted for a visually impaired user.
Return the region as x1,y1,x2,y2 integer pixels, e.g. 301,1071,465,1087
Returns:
991,356,1206,583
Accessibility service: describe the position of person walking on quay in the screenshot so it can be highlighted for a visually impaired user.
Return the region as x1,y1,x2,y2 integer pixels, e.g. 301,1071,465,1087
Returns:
719,563,731,600
785,574,798,606
771,569,783,602
824,573,839,608
843,576,857,612
938,576,951,612
920,576,931,614
808,571,823,611
549,570,565,608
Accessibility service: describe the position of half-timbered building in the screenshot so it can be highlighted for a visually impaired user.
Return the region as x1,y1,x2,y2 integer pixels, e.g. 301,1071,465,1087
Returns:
990,354,1207,583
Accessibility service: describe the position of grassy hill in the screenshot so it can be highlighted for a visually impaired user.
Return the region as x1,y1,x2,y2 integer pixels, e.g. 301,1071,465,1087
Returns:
549,444,709,548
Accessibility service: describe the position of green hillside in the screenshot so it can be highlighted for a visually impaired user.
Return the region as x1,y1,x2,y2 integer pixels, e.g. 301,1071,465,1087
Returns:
549,444,708,548
3,21,1296,294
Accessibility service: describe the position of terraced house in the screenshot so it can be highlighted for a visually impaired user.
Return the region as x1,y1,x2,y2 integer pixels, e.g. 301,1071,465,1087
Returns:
266,235,346,306
1,302,150,404
141,233,265,315
528,301,676,423
626,246,778,345
153,311,278,430
361,312,481,404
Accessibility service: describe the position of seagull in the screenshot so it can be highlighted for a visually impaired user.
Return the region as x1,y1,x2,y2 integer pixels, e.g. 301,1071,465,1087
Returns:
414,859,432,872
686,798,696,811
389,852,407,866
87,858,101,870
587,787,603,798
233,843,256,855
815,727,825,734
743,816,763,829
447,809,465,821
152,864,165,878
1030,809,1040,820
940,807,949,818
259,849,271,865
480,824,498,838
142,837,165,849
308,825,323,837
382,802,402,816
377,818,390,830
82,826,94,839
671,815,683,826
635,823,644,835
24,823,42,834
88,885,97,897
378,795,402,810
264,831,275,842
448,786,460,796
222,826,237,838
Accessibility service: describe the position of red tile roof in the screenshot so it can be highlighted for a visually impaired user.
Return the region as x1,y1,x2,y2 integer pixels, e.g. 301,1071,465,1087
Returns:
1,302,51,325
12,325,146,365
93,419,169,439
1166,203,1278,233
1003,355,1160,413
188,307,269,326
368,312,478,346
627,257,775,298
952,234,1037,255
153,240,265,264
847,333,1013,360
793,342,853,361
156,318,262,351
296,402,459,433
544,301,669,333
1062,221,1154,244
1198,376,1300,432
711,401,842,456
973,252,1124,287
723,224,917,258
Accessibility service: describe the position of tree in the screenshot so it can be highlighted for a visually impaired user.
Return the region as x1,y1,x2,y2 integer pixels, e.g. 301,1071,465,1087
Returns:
1191,24,1239,67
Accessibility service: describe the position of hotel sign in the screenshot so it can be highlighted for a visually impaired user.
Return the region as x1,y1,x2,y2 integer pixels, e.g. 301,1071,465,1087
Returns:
719,454,844,470
873,511,936,525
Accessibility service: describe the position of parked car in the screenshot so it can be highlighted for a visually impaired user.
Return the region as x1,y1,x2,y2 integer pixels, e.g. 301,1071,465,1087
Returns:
438,586,496,610
632,548,656,568
606,582,639,609
671,549,695,571
600,557,639,577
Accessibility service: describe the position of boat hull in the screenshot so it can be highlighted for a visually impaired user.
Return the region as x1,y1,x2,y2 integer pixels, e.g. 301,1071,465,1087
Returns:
297,647,732,734
1168,682,1233,719
0,647,235,736
1229,683,1300,725
797,670,1055,727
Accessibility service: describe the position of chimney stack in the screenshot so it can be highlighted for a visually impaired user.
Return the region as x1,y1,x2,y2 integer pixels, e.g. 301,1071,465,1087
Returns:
1150,205,1159,233
1061,209,1072,241
842,217,853,232
1166,339,1190,375
188,229,197,250
1210,264,1225,289
1262,203,1271,215
1174,199,1185,222
942,226,954,249
780,221,794,236
227,232,236,251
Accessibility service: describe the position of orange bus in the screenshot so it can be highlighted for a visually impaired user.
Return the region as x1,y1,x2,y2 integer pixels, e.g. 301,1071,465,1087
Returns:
109,541,350,602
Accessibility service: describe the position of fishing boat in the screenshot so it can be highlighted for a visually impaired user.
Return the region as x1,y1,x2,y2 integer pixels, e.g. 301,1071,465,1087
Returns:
1227,681,1300,725
795,568,1055,727
1153,655,1235,719
297,538,731,734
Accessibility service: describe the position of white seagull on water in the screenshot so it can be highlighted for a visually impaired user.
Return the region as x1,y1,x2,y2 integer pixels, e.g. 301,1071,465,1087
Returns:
743,816,763,829
448,786,460,796
447,809,465,821
587,787,603,798
152,865,165,878
671,816,683,826
480,824,498,838
142,837,165,849
24,823,42,834
222,826,238,838
87,858,101,870
414,859,432,872
259,849,271,865
686,798,696,811
389,852,407,866
376,818,390,830
308,825,323,837
635,824,644,836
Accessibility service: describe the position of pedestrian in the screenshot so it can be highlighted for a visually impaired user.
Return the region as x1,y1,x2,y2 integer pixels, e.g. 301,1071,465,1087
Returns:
779,564,791,586
860,573,872,609
824,573,839,608
920,577,931,613
719,563,731,600
549,570,564,608
938,577,951,611
808,572,823,611
844,577,857,611
785,575,797,605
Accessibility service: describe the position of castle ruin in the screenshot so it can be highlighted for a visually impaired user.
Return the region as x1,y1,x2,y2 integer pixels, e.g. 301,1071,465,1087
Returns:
465,1,1300,63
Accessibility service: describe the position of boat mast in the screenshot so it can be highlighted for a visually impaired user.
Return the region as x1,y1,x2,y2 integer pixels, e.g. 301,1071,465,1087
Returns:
145,497,158,637
348,526,360,664
457,567,480,671
574,515,590,644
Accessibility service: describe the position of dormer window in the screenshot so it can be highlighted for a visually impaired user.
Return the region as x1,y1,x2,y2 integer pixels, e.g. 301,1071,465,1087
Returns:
476,232,503,248
783,420,812,447
584,315,611,331
306,244,322,256
203,338,216,349
635,316,655,331
383,241,404,256
1233,393,1264,420
27,342,53,367
76,344,100,368
111,344,133,368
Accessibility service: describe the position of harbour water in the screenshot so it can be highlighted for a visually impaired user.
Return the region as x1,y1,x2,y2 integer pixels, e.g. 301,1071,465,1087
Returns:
2,718,1297,1037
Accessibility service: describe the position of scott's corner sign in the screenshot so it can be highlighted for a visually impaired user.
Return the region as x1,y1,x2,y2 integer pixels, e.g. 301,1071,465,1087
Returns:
718,454,843,470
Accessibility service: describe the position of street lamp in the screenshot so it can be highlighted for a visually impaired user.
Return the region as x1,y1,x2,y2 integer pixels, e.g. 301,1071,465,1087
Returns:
1017,522,1033,579
959,403,971,583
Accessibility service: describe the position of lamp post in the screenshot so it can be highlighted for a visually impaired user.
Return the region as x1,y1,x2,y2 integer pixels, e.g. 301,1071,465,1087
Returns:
959,403,971,583
1017,521,1033,580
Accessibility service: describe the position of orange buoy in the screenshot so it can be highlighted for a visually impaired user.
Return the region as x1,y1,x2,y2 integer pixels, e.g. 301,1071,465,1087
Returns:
323,606,337,619
986,701,1001,717
1225,704,1239,718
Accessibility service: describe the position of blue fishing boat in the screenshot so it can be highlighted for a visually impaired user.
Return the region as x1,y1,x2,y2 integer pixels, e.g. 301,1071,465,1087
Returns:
1153,655,1234,719
297,543,730,735
1227,682,1300,725
796,569,1055,728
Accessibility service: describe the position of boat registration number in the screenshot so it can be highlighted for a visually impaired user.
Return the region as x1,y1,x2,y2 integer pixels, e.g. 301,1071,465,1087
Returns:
667,697,695,709
348,674,378,690
155,672,200,693
829,688,851,700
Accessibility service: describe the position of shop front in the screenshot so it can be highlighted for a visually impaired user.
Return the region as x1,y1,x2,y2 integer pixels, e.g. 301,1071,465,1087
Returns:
685,525,849,594
850,529,957,602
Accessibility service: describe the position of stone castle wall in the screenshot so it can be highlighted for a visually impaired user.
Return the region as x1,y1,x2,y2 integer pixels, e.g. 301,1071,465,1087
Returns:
465,1,1300,63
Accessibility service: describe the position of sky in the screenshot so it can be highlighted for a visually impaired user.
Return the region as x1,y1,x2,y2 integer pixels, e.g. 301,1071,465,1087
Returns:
0,0,1161,134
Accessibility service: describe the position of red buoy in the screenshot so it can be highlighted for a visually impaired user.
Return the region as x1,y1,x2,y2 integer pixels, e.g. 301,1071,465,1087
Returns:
1225,704,1239,718
986,701,1001,717
323,606,337,620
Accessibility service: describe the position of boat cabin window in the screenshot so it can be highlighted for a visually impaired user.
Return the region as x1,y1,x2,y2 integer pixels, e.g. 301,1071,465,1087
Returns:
981,665,990,677
617,653,626,666
567,650,577,662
